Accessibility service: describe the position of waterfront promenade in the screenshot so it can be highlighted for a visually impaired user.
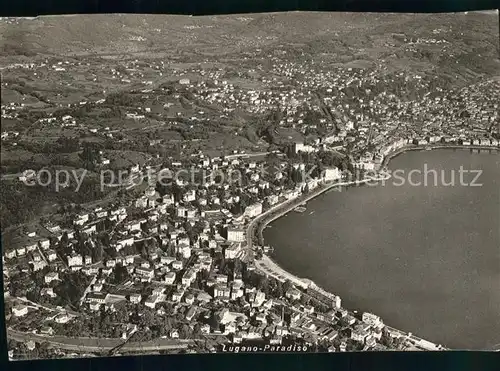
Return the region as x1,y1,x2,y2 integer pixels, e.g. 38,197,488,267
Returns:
243,147,474,350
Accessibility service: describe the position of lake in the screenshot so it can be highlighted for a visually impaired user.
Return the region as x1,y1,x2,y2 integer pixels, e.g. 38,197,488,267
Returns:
264,149,500,350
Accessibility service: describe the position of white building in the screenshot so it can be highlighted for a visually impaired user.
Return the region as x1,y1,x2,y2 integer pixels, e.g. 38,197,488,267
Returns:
362,312,384,329
47,250,57,262
136,267,155,280
12,305,28,317
181,269,197,286
44,272,59,284
226,227,245,242
145,295,161,309
32,260,47,272
129,293,142,304
164,271,176,285
324,167,342,182
224,243,241,259
244,202,263,218
67,254,83,267
294,142,316,153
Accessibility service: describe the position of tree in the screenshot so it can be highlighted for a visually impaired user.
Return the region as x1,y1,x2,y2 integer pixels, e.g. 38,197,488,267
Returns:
179,324,192,339
114,304,130,323
262,198,271,211
140,309,154,328
282,280,293,293
257,275,269,294
209,311,220,331
112,264,129,284
80,144,100,168
233,259,242,275
273,280,284,297
193,323,201,337
380,327,393,347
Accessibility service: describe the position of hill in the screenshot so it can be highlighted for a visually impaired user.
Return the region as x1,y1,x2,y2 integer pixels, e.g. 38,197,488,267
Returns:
0,12,497,62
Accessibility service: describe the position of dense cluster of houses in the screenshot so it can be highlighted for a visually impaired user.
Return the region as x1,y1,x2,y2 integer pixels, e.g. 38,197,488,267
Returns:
4,145,393,351
2,36,497,356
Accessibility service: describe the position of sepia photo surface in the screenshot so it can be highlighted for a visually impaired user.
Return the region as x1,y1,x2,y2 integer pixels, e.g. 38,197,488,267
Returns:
1,10,499,360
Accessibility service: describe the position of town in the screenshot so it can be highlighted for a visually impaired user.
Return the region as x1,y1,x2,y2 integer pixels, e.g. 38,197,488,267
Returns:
1,13,499,359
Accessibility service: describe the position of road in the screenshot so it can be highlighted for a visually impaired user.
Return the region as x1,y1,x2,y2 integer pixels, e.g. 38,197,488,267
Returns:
225,151,270,160
7,329,193,353
254,255,310,289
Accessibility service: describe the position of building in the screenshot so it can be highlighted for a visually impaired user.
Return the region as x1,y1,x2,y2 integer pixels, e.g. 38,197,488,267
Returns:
55,313,71,324
185,306,197,321
324,167,342,182
135,267,155,280
40,326,54,336
39,238,50,249
285,289,301,301
129,293,142,304
267,194,279,206
184,294,195,305
164,271,176,285
26,243,38,252
214,285,231,300
362,312,384,329
44,272,59,284
183,189,197,203
171,260,183,270
125,221,142,232
249,291,266,307
12,305,28,317
16,246,26,257
244,202,263,218
145,295,161,309
67,254,83,267
178,244,191,259
41,287,56,298
172,291,184,302
32,260,47,272
294,142,316,153
351,328,369,343
87,292,107,304
46,250,57,262
226,227,245,242
181,269,197,286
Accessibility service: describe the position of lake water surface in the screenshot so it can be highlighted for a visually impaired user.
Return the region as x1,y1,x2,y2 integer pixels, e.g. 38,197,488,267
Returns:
264,150,499,349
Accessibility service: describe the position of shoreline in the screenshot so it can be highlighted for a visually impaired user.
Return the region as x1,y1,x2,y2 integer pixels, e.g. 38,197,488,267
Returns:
255,174,391,246
256,145,498,246
380,144,498,168
249,143,498,350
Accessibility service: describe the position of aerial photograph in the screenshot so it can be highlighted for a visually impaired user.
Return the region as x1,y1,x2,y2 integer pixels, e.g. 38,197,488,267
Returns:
0,10,499,360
